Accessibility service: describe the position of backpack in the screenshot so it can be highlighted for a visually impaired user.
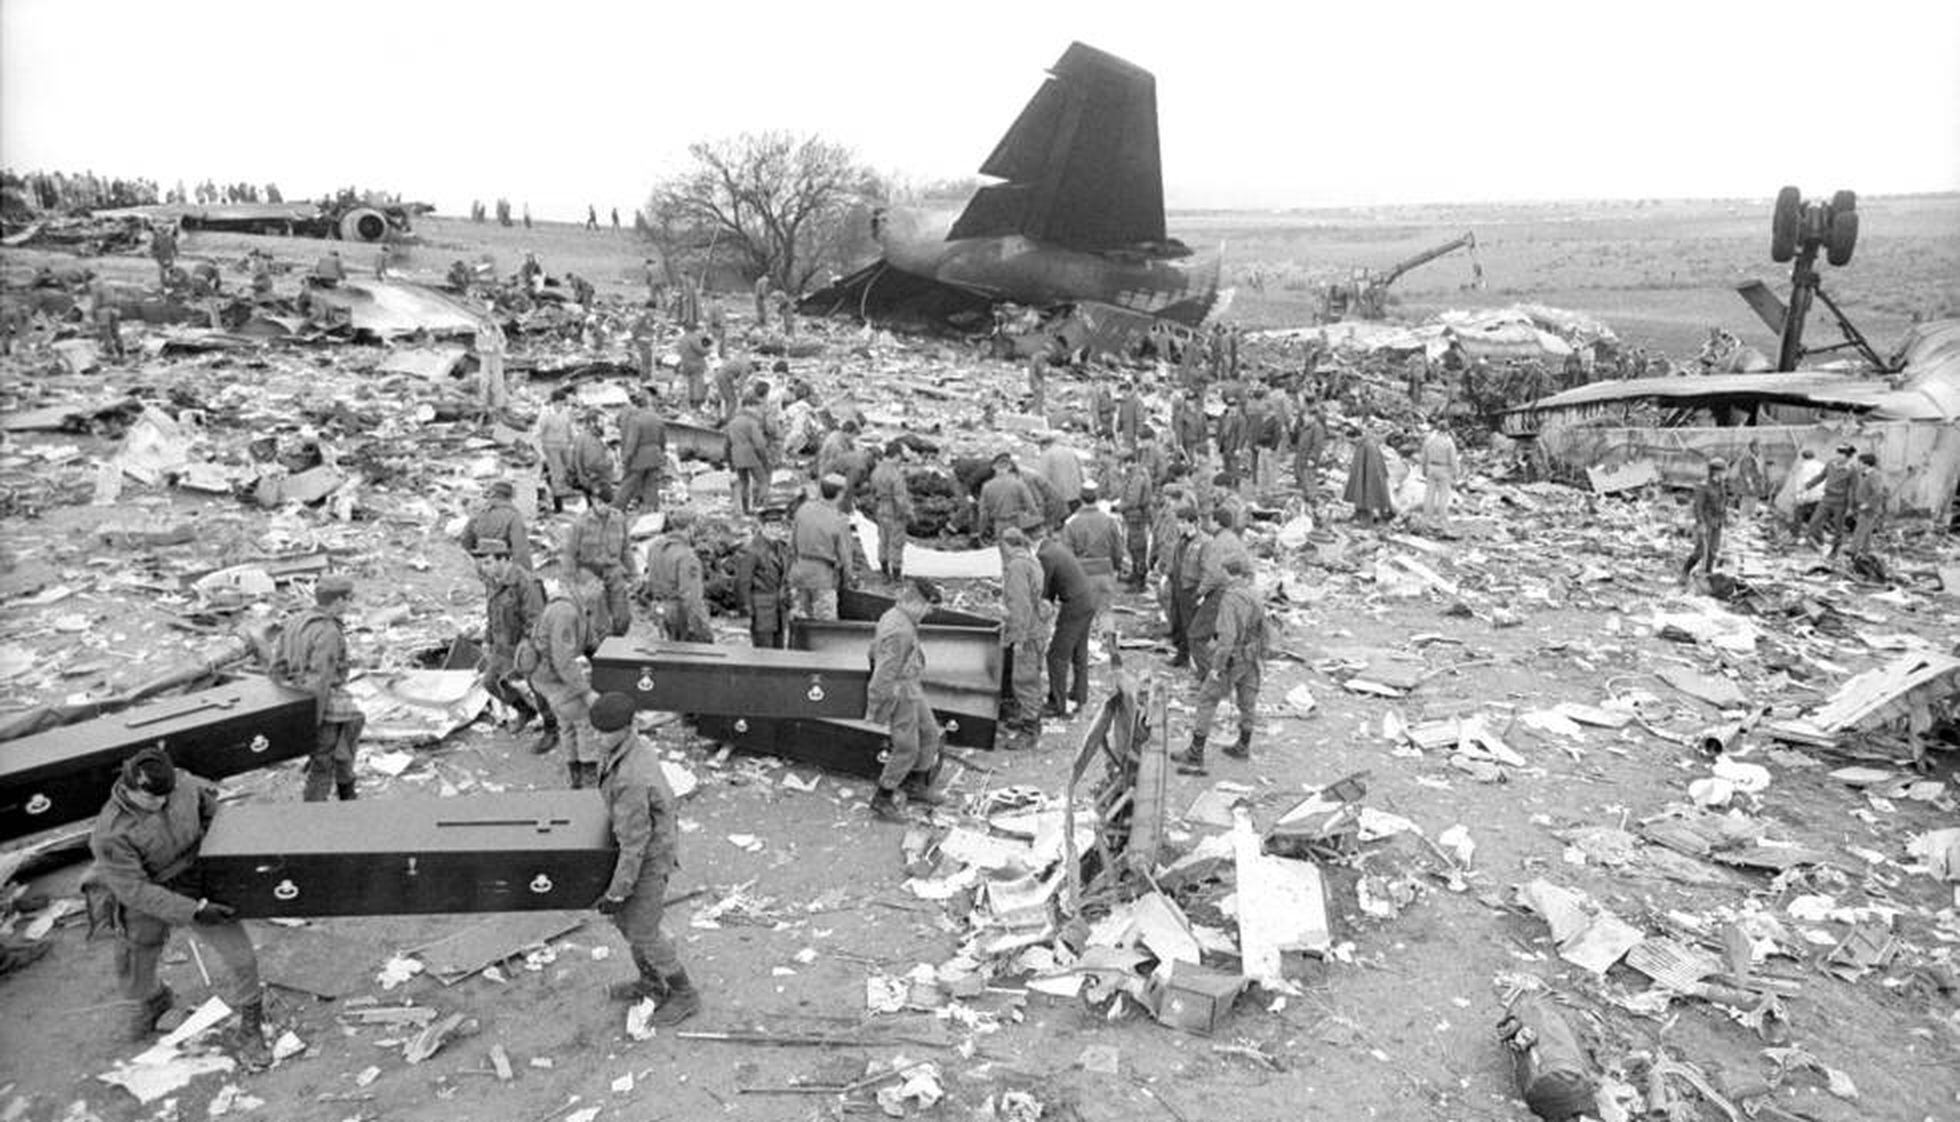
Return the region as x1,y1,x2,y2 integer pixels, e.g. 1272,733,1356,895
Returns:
270,609,331,684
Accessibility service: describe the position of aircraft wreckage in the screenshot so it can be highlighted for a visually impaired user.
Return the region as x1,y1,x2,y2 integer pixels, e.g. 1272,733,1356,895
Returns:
1505,187,1960,518
800,42,1220,353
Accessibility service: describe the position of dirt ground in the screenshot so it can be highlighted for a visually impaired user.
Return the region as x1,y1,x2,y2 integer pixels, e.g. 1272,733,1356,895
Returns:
2,200,1958,1122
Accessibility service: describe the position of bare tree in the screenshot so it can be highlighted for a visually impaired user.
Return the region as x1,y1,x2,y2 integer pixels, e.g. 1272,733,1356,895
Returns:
642,131,886,294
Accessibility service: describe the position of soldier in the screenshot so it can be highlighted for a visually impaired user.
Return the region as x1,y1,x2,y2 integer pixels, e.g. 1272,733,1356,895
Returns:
88,274,126,362
562,481,634,637
1034,432,1083,513
528,568,605,786
1733,439,1767,523
1088,378,1116,440
459,479,533,570
726,390,773,516
997,527,1047,748
774,289,796,337
1172,386,1208,462
1115,449,1155,590
1680,457,1729,588
473,539,544,729
1846,451,1886,562
866,580,948,821
753,274,772,328
1190,507,1248,679
1062,481,1126,665
643,508,712,643
1803,444,1857,553
815,420,857,484
535,390,577,513
82,748,270,1065
976,453,1042,542
1164,505,1207,669
617,391,668,513
1293,404,1328,512
1171,555,1267,775
868,446,915,581
1026,350,1049,415
1115,381,1144,449
569,415,616,499
311,250,346,287
1035,525,1096,718
734,507,794,648
789,475,857,621
589,693,700,1025
272,575,363,802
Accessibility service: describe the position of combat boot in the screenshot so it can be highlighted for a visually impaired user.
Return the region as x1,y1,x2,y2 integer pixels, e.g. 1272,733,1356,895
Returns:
127,986,174,1042
608,949,670,1002
868,786,906,822
568,761,587,789
531,723,559,756
647,970,701,1027
577,761,600,789
230,998,272,1069
1171,735,1208,776
1223,726,1252,760
902,764,946,807
335,780,358,800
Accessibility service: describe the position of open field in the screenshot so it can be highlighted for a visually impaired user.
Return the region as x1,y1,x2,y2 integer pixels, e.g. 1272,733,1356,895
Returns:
1,193,1957,1122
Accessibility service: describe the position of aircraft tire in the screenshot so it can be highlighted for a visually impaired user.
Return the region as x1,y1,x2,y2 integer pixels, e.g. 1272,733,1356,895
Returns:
1770,186,1800,263
1826,209,1858,267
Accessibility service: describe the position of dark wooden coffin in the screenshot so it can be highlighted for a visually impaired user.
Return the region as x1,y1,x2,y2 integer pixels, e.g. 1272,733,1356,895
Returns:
590,638,869,719
838,587,997,630
694,713,891,779
196,791,615,918
789,619,1000,748
0,678,315,842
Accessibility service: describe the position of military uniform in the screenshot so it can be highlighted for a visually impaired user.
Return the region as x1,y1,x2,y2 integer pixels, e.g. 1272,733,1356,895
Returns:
460,497,533,570
273,604,362,801
1175,572,1267,772
1116,464,1154,587
536,403,576,504
726,406,772,515
528,574,602,784
1000,538,1047,741
868,605,942,796
643,532,712,643
592,695,697,1024
617,405,668,512
483,563,545,721
84,770,261,1041
868,458,914,579
789,496,855,621
734,524,793,648
1038,537,1096,714
562,505,635,637
977,468,1042,541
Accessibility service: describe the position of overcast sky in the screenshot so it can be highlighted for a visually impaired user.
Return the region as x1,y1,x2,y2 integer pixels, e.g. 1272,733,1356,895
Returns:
4,0,1956,220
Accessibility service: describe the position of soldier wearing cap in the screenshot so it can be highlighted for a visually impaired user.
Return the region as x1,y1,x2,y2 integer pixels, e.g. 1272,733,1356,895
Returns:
528,568,606,787
82,748,270,1064
562,480,635,637
977,453,1041,543
588,693,699,1025
1035,524,1096,718
735,506,795,648
460,480,533,571
867,445,915,582
535,390,577,513
789,474,856,621
1171,555,1267,775
1115,448,1156,590
272,575,363,801
642,508,712,643
1802,443,1857,551
1680,456,1729,588
866,579,948,821
473,538,545,728
569,413,616,498
1165,504,1208,668
726,388,773,516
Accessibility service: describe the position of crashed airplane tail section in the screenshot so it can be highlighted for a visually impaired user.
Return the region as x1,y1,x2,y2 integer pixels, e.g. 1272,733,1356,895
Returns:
800,41,1216,341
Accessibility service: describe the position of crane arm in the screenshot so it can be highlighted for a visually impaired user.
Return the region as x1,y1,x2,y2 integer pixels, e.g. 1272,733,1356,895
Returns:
1379,231,1477,287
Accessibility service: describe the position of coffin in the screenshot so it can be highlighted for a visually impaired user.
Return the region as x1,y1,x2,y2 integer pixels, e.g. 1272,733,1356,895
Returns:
789,619,1000,748
0,678,315,842
195,790,616,918
694,713,890,778
589,638,869,719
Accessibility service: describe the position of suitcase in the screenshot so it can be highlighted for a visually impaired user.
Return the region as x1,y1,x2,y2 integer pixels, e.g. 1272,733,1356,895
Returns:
0,678,316,842
694,713,891,779
789,619,1000,748
590,638,869,719
196,790,616,918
